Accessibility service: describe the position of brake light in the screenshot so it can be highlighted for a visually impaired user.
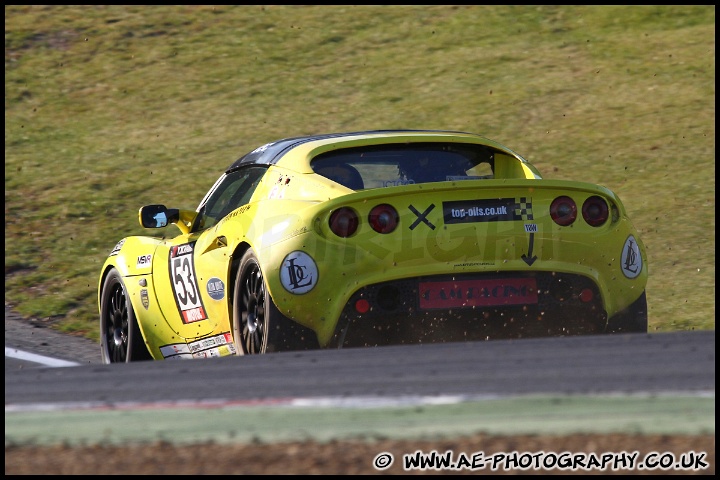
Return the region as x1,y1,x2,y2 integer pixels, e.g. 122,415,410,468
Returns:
550,196,577,226
582,196,609,227
329,207,359,237
368,204,399,234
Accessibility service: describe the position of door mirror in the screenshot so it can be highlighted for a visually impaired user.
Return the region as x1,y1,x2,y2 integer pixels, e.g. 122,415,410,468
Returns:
139,204,179,228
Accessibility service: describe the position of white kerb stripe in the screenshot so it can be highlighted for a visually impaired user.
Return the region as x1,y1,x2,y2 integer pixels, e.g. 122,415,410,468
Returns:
5,347,80,367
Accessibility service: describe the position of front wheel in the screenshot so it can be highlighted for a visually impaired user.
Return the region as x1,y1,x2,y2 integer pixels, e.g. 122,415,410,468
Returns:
233,249,320,354
99,267,152,363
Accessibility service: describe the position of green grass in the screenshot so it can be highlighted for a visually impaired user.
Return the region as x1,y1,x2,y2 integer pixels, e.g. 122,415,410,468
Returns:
5,5,715,341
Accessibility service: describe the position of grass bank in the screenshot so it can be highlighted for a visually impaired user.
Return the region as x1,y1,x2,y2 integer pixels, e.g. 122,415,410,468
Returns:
5,5,715,340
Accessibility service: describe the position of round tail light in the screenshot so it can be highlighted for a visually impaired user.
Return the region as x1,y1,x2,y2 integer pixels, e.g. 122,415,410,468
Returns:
582,196,609,227
329,207,359,237
368,204,399,234
550,196,577,226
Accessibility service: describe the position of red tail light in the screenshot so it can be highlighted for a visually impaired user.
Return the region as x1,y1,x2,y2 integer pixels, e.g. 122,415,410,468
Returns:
582,196,609,227
329,207,359,237
368,204,399,234
550,196,577,226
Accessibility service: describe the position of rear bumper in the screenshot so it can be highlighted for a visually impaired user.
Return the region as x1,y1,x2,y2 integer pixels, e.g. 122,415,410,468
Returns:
328,271,611,348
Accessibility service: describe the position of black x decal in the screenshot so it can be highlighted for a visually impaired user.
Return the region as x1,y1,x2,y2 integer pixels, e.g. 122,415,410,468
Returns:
409,204,436,230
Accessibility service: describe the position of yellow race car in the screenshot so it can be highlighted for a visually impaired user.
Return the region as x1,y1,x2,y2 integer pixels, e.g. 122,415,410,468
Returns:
98,130,648,362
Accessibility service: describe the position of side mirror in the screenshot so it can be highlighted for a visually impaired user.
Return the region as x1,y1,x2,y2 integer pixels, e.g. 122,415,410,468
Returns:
139,204,180,229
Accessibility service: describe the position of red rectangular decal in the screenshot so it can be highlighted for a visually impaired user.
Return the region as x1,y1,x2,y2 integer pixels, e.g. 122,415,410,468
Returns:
419,278,538,310
181,306,207,323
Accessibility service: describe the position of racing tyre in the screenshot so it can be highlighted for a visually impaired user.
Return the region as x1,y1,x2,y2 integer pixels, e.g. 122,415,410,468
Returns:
233,249,319,354
100,267,152,363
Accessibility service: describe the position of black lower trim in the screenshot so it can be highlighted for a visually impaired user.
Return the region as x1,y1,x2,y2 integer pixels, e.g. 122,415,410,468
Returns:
329,272,611,348
605,291,648,334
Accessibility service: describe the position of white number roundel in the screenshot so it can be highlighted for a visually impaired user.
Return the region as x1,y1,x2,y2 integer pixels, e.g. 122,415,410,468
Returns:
280,251,318,294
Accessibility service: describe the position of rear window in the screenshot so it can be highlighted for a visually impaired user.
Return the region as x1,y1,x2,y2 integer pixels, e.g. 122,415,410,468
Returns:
311,143,495,190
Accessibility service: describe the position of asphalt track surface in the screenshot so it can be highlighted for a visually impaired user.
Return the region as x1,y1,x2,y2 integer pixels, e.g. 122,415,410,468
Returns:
4,305,715,449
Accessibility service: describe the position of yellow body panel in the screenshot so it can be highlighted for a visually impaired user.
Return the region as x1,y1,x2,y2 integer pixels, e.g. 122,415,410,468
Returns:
100,236,237,360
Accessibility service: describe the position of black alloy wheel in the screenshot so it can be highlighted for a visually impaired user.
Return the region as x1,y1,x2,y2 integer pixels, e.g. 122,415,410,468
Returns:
99,267,151,363
234,250,270,354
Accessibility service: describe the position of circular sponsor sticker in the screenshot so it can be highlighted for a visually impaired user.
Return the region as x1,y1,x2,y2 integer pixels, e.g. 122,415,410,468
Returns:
620,235,642,279
206,277,225,300
280,251,318,294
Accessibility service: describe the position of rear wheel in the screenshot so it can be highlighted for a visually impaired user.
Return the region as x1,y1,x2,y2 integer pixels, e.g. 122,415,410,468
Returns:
99,267,152,363
233,249,319,354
